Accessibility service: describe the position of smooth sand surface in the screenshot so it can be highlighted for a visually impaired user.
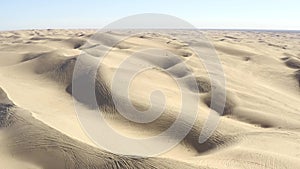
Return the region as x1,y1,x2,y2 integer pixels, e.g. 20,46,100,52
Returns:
0,29,300,168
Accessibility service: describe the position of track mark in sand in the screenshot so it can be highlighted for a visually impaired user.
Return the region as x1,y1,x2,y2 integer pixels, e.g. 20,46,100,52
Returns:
0,88,14,127
0,104,14,128
184,127,238,155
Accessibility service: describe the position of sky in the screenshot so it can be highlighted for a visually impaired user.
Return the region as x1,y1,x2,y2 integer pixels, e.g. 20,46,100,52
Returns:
1,0,300,31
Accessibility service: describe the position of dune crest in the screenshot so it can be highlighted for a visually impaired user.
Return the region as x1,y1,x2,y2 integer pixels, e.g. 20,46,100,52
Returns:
0,29,300,168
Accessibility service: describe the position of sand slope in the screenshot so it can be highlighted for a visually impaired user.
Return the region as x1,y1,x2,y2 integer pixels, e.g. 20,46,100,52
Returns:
0,29,300,169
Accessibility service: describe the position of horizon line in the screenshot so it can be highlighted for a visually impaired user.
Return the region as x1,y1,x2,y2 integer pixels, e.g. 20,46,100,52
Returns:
1,28,300,33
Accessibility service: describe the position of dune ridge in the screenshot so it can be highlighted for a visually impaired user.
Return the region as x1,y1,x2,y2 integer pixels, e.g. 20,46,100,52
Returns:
0,29,300,168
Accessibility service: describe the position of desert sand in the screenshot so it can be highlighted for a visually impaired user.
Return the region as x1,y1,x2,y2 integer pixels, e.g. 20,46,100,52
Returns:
0,29,300,169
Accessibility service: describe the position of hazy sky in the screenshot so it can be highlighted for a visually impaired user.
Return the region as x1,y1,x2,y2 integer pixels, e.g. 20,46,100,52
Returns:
1,0,300,30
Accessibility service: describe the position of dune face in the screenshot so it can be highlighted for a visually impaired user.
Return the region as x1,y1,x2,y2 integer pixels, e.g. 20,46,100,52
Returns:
0,88,197,169
0,29,300,169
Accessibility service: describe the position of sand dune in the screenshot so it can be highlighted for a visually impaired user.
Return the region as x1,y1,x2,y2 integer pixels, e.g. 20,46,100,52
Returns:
0,29,300,169
0,88,198,169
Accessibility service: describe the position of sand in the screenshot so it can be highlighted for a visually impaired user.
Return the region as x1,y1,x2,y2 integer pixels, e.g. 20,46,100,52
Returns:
0,29,300,168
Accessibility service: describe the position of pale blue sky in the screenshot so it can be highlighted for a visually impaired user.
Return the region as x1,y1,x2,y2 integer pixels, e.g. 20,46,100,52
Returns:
1,0,299,30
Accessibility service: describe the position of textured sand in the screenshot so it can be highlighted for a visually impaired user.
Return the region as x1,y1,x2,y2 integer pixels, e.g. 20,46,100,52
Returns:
0,29,300,168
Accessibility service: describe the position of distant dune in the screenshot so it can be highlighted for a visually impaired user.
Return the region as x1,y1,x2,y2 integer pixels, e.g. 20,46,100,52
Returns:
0,29,300,169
